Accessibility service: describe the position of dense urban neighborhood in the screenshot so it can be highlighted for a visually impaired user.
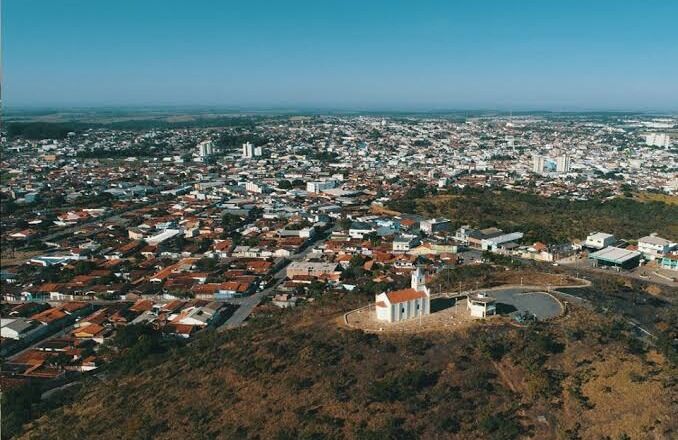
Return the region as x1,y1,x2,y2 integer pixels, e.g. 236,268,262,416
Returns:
1,112,677,439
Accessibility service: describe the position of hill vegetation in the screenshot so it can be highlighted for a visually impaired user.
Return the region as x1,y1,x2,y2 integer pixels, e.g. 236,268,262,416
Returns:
387,187,678,243
9,277,677,440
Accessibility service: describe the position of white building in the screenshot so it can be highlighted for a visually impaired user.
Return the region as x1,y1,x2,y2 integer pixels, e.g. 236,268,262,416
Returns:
1,318,43,340
637,234,675,260
242,142,255,159
644,133,670,148
420,218,450,235
585,232,616,250
481,232,524,251
306,180,338,193
467,292,496,318
556,155,571,173
245,181,269,194
375,267,431,323
348,221,374,239
532,155,546,173
393,235,419,252
196,140,215,160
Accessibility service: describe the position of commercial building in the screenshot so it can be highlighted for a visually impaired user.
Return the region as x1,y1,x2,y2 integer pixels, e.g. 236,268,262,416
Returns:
481,232,524,251
589,246,641,270
637,234,675,260
393,235,420,252
420,218,451,235
585,232,616,250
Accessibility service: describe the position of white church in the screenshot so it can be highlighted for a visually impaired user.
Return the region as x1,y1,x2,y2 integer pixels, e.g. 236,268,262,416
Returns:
375,267,431,323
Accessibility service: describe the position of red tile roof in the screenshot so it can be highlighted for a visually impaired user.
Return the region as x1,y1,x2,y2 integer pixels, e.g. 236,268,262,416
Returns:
385,288,426,303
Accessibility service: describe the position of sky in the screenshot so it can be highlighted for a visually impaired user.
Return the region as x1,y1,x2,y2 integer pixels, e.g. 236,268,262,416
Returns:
3,0,678,111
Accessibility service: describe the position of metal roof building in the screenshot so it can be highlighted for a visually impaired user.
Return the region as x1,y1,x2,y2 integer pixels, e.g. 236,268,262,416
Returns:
589,246,641,270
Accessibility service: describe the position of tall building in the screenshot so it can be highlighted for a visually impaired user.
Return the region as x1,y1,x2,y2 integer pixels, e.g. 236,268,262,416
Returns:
196,140,214,160
556,155,571,173
645,133,670,148
242,142,254,159
532,155,545,173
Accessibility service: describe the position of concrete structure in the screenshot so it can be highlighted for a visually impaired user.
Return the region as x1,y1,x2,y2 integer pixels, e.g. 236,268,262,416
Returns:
637,234,675,260
556,155,571,173
196,140,214,160
242,142,255,159
349,221,374,239
644,133,670,148
306,180,337,193
1,318,45,341
532,155,546,173
420,218,451,235
585,232,616,250
467,292,496,318
589,246,641,270
393,235,419,252
146,228,182,246
660,254,678,271
286,261,339,279
481,232,524,251
375,267,430,323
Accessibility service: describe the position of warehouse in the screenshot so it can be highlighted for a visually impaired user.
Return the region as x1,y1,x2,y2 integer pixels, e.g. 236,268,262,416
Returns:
589,246,641,271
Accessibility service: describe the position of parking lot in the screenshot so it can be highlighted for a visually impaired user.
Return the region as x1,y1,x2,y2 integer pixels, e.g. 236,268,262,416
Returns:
490,288,564,320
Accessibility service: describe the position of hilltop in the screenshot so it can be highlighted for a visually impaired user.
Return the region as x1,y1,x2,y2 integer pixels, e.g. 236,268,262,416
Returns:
12,278,677,440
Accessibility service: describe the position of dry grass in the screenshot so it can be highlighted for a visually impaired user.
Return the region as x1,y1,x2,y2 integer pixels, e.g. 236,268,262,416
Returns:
633,192,678,206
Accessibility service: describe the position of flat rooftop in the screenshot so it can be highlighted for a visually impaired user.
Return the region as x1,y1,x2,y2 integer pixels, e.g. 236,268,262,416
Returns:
589,246,641,263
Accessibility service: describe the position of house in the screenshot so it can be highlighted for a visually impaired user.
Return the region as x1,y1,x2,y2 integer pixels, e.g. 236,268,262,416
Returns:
72,324,108,343
272,293,298,308
467,292,496,318
375,267,430,323
29,308,67,327
9,229,37,240
585,232,616,250
171,302,222,327
637,234,675,260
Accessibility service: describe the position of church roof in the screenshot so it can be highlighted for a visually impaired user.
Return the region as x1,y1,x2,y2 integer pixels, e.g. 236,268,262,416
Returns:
385,288,426,303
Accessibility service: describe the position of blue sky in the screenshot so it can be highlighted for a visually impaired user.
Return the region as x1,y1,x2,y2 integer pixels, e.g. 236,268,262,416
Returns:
3,0,678,110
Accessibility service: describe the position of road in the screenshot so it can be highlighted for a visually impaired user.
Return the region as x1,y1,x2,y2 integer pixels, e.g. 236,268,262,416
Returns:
218,228,333,331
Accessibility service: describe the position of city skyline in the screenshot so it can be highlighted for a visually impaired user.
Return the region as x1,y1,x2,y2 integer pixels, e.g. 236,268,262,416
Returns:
3,0,678,111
